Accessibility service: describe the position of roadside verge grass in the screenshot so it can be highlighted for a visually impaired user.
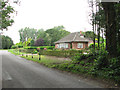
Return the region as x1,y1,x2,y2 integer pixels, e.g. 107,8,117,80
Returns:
8,49,29,55
21,55,70,68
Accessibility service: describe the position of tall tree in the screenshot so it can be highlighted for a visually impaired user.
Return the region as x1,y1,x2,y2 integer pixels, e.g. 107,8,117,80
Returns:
34,38,44,46
88,0,96,49
102,2,117,57
46,26,70,46
1,35,13,49
19,27,37,42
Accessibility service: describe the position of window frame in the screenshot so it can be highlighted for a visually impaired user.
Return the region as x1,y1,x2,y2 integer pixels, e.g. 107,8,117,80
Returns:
77,43,83,48
58,43,69,49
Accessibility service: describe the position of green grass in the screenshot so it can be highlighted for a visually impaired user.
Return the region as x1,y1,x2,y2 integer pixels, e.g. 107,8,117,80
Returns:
21,55,69,68
8,49,30,55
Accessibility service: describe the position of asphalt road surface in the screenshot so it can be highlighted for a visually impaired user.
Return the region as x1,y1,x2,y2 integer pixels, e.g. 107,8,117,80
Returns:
1,50,104,88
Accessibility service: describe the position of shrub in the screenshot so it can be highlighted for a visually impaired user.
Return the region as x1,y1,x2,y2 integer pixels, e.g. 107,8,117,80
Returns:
40,49,83,58
24,46,55,50
18,45,23,48
11,45,17,49
72,53,89,62
93,49,108,70
32,49,38,54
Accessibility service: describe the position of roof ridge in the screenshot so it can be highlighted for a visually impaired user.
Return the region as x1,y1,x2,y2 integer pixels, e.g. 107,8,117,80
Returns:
72,32,77,41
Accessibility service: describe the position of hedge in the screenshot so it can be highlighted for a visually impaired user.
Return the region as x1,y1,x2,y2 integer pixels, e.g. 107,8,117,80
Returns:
11,45,23,49
24,46,55,50
40,49,83,58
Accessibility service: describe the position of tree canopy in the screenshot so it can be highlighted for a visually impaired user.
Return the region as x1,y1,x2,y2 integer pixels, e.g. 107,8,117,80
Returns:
1,35,13,49
0,0,15,30
18,26,70,46
89,1,120,57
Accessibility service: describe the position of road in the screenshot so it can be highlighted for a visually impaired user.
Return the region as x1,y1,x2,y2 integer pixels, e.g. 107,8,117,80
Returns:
1,50,104,88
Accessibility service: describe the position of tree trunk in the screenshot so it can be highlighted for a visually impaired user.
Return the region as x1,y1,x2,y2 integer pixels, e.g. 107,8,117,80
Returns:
91,0,95,49
102,2,117,57
98,27,100,48
117,4,120,55
102,29,104,49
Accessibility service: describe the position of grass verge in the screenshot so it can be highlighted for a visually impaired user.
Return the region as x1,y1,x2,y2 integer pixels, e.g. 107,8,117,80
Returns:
21,55,69,68
8,49,29,55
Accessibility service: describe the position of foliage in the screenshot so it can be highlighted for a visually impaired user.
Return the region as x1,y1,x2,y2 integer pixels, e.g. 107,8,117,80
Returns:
1,35,13,49
84,31,96,40
23,46,55,50
16,42,23,46
19,27,37,42
89,43,106,49
34,38,44,46
22,38,32,46
40,49,83,58
30,39,34,46
32,49,38,54
93,50,108,70
18,26,70,46
45,26,70,46
37,29,51,46
11,45,17,49
0,1,15,30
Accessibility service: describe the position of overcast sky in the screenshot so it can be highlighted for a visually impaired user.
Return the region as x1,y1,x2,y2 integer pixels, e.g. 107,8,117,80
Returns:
3,0,92,44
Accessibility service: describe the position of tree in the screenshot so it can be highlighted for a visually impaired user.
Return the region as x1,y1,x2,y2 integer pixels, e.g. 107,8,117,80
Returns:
84,31,96,40
34,38,44,46
19,27,37,42
23,38,31,46
46,26,70,46
37,29,51,46
1,35,13,49
0,0,20,30
30,39,34,46
102,2,117,57
88,0,96,49
18,26,70,46
115,3,120,55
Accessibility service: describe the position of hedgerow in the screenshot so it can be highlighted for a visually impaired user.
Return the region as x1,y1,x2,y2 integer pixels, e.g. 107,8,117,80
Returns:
40,49,83,58
24,46,55,50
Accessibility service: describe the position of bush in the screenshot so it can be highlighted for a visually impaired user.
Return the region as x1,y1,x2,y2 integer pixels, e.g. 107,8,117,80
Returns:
24,46,55,50
72,53,89,62
89,43,106,49
18,45,23,48
11,45,17,49
92,49,108,70
40,49,83,58
32,49,38,54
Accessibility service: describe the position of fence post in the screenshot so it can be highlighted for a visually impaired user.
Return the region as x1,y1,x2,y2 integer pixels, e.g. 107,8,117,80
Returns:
39,52,41,60
32,52,33,58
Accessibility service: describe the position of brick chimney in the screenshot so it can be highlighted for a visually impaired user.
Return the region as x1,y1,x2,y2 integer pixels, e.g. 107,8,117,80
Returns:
80,31,84,38
80,31,82,35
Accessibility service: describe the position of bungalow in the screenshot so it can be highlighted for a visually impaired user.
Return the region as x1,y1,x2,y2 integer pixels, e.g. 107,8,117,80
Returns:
54,31,93,50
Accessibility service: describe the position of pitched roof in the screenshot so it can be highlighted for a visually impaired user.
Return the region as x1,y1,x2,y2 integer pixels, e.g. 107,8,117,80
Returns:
55,32,90,43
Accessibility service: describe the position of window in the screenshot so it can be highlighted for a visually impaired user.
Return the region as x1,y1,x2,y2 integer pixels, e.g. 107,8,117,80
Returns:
58,43,68,48
77,43,83,48
66,43,68,48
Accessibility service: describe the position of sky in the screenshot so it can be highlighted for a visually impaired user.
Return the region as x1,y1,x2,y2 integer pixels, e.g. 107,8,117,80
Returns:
3,0,92,44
